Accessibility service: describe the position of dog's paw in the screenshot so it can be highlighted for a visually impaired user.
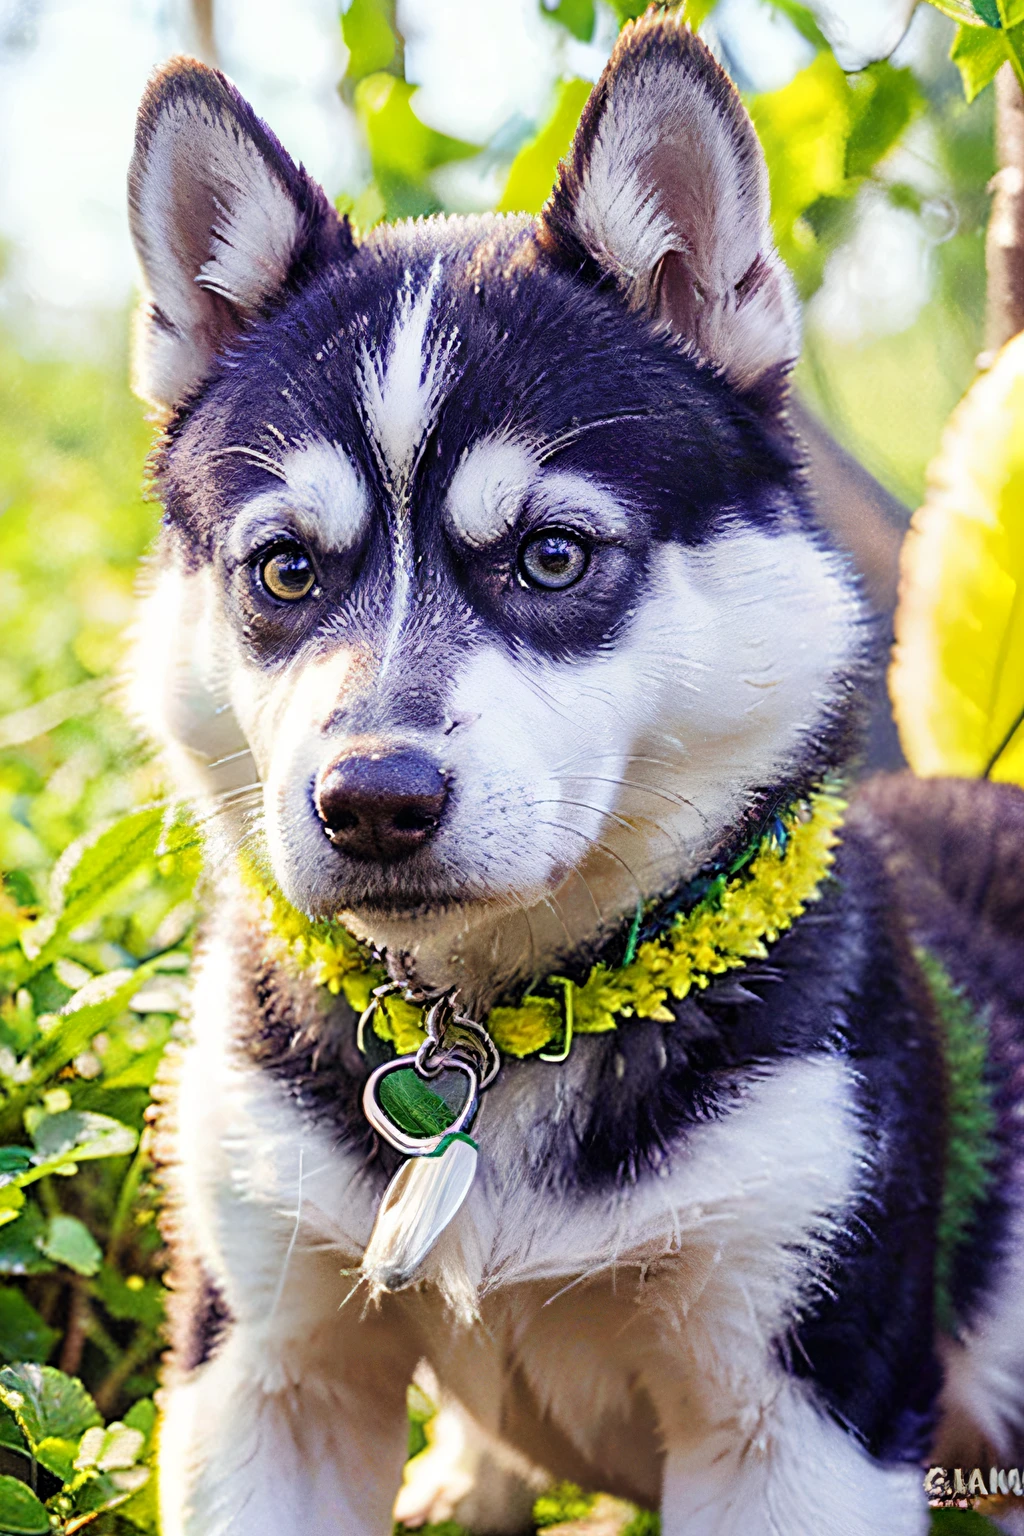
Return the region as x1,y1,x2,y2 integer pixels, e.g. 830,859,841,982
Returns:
394,1403,475,1527
394,1398,542,1535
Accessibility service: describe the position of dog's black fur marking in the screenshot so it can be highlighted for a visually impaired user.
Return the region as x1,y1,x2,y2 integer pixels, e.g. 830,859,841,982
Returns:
237,775,1024,1471
847,776,1024,1335
240,935,407,1185
172,1267,234,1375
155,218,801,590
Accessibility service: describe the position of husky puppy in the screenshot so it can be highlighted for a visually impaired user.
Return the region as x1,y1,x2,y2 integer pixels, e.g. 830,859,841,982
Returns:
125,14,1024,1535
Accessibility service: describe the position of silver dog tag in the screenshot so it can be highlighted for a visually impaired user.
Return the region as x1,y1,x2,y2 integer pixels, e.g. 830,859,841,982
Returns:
359,1051,482,1292
357,998,500,1294
360,1132,478,1293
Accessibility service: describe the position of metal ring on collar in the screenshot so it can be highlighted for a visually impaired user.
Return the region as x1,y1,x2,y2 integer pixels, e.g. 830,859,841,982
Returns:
362,1054,480,1156
449,1015,501,1088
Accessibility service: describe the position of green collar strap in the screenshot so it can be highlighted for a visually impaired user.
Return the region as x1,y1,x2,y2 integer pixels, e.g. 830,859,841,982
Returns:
240,784,846,1062
916,947,999,1335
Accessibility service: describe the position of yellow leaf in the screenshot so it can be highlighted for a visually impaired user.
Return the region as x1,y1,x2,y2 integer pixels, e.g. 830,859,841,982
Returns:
497,77,593,215
891,330,1024,785
750,51,851,287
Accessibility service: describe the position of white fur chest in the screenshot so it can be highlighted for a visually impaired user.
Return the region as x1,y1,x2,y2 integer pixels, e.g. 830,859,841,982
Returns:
175,936,865,1350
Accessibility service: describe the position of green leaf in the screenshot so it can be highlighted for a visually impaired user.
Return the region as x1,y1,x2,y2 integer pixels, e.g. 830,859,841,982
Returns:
0,1206,53,1276
751,51,852,290
951,21,1008,98
33,1433,77,1481
0,1365,101,1449
0,1153,32,1183
72,1464,149,1515
0,961,162,1142
0,1405,26,1456
751,52,923,296
0,1111,140,1196
113,1466,159,1532
122,1398,156,1451
766,0,829,48
1004,21,1024,91
498,77,593,214
39,1215,102,1277
355,73,479,220
30,1111,137,1170
930,1510,1005,1533
0,1289,58,1364
845,64,925,180
927,0,994,21
0,1475,49,1534
539,0,596,43
0,1192,25,1232
76,1421,145,1472
31,806,166,961
535,1482,596,1526
342,0,397,84
622,1515,660,1536
976,0,1003,22
93,1268,164,1331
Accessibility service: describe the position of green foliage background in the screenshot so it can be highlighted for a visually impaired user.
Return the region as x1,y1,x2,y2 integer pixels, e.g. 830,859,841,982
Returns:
0,0,1009,1530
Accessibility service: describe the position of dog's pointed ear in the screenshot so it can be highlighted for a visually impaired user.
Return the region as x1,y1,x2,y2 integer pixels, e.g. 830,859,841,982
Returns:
129,56,353,411
539,13,798,400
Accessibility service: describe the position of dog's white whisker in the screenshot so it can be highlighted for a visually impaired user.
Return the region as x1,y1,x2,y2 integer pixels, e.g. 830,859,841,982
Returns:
530,796,641,839
215,445,289,481
268,1145,305,1322
561,774,702,815
535,818,645,902
202,746,256,771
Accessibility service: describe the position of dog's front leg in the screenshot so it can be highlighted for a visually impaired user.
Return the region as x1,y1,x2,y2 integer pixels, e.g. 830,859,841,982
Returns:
659,1380,927,1536
159,1302,416,1536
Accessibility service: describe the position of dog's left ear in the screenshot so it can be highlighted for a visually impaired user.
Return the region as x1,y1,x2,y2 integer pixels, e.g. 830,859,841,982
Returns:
129,56,353,411
539,12,798,400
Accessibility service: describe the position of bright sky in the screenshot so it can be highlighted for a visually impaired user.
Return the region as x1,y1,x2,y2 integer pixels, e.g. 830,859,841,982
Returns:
0,0,932,338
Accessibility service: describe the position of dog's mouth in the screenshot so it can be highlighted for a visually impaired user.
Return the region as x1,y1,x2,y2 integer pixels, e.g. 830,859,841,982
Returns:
303,857,500,924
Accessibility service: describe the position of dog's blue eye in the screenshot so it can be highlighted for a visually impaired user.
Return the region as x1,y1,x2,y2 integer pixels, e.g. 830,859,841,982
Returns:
258,543,315,602
518,530,589,591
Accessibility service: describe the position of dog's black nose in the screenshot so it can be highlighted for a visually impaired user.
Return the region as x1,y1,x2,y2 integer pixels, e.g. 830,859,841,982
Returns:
314,749,449,863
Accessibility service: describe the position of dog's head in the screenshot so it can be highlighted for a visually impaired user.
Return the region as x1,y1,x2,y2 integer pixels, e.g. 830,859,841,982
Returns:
127,16,863,962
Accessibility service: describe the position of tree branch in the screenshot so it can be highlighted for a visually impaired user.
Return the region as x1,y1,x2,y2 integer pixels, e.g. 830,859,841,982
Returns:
983,64,1024,362
790,397,908,618
790,395,910,771
188,0,219,68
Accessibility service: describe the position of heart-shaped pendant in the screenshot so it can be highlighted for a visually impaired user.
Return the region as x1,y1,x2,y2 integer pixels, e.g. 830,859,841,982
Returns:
362,1053,480,1156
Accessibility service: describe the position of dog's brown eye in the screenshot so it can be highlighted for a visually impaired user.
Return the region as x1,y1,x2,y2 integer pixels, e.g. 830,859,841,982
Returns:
259,543,315,602
518,529,589,591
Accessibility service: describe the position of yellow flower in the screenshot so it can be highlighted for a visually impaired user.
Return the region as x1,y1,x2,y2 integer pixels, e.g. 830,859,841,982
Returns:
490,996,561,1056
240,786,845,1066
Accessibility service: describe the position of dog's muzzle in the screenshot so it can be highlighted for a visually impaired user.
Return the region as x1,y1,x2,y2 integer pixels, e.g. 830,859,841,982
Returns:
314,748,449,864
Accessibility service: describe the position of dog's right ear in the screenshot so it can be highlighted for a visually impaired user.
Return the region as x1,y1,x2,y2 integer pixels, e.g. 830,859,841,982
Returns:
129,57,353,412
538,13,798,403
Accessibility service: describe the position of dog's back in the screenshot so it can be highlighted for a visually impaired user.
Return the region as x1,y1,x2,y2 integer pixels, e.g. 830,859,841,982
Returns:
850,774,1024,1474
